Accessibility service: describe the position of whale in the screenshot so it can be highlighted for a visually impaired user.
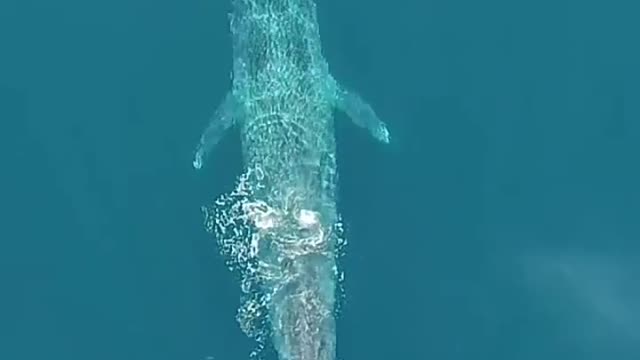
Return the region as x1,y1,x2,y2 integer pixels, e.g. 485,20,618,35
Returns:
193,1,390,360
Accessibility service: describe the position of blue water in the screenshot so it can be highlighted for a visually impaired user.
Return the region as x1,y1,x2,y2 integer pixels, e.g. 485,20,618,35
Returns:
1,0,639,359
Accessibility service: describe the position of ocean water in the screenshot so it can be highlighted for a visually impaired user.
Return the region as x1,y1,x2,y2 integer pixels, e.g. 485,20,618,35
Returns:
1,0,639,359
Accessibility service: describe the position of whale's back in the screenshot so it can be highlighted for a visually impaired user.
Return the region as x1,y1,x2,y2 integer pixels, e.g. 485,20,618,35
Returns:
230,0,338,206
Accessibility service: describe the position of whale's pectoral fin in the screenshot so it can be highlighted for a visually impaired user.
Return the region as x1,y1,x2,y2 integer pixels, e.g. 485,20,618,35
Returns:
334,81,390,144
193,90,237,170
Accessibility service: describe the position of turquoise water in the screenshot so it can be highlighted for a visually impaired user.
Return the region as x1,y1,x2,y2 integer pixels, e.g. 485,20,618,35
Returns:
1,0,639,359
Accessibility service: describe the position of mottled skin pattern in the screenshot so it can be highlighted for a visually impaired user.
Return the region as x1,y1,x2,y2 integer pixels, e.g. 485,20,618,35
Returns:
194,1,388,359
232,0,339,219
231,1,339,360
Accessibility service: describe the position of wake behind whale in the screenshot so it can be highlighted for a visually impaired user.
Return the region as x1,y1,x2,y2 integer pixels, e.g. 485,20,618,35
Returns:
193,1,390,359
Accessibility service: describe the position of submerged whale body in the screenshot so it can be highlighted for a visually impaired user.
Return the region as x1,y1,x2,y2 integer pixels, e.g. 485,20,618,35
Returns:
193,1,390,359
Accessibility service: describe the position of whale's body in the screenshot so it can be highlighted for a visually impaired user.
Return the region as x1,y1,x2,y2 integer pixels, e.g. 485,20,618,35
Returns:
193,1,389,360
